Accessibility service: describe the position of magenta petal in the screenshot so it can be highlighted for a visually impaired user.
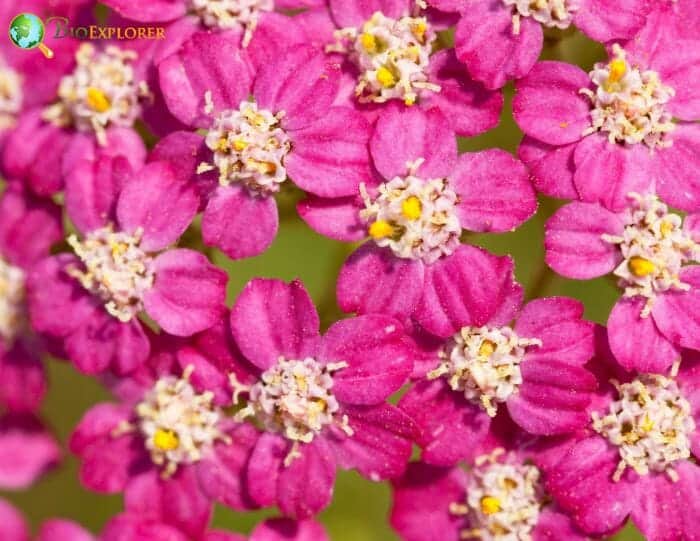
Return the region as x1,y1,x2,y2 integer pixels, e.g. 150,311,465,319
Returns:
69,403,133,455
656,123,700,212
513,61,591,145
230,279,320,370
452,149,536,232
415,245,521,338
390,462,466,541
329,404,415,480
77,432,144,493
250,519,329,541
574,0,646,41
544,201,623,279
455,0,542,90
285,107,372,198
678,353,700,458
518,137,579,200
0,499,28,541
101,0,186,22
399,380,490,466
246,12,309,72
370,104,457,180
37,520,94,541
144,249,227,337
337,244,425,321
423,49,503,137
247,432,286,507
532,506,588,541
608,297,680,374
329,0,411,26
202,186,278,260
0,415,60,489
150,130,205,186
297,195,365,242
322,314,413,404
651,266,700,352
0,341,46,413
255,45,340,131
515,297,595,366
159,31,252,128
507,359,596,434
101,514,189,541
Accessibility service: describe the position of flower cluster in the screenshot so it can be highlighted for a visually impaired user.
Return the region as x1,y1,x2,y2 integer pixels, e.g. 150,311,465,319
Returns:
1,0,699,539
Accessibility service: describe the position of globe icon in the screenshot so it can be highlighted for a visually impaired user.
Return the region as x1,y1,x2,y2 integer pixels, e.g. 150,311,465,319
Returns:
8,13,53,58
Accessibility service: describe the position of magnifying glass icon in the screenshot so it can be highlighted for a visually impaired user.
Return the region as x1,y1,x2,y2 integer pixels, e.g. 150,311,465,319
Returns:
8,13,54,59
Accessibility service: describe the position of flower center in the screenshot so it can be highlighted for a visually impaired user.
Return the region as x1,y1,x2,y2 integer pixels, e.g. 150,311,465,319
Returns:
601,193,698,317
189,0,273,45
592,372,695,482
0,65,22,130
136,367,228,477
329,11,439,106
428,326,541,417
199,101,291,196
67,226,155,322
504,0,577,34
580,44,676,150
237,357,351,445
0,258,26,345
451,450,543,540
360,160,461,264
43,44,150,145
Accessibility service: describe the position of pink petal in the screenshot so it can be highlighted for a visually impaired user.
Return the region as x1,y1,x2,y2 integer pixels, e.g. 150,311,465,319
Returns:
37,520,95,541
451,149,536,232
144,249,227,337
544,202,623,279
0,414,60,489
336,244,425,321
149,130,206,189
370,104,457,180
201,186,278,260
101,0,186,22
574,0,647,42
250,519,329,541
329,0,411,26
517,137,579,200
101,514,189,541
651,266,700,352
656,123,700,212
415,245,520,338
677,351,700,458
513,61,591,145
532,506,589,541
0,341,46,413
77,432,145,493
247,432,287,508
246,12,309,72
0,499,28,541
230,279,320,370
297,195,365,242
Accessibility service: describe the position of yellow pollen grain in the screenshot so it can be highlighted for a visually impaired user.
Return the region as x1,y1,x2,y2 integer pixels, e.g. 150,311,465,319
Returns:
153,428,179,451
369,220,394,239
480,496,501,515
660,221,674,236
478,339,496,357
412,21,426,40
641,414,654,433
360,33,377,53
232,139,248,151
401,196,422,220
86,87,111,113
607,58,627,85
628,256,656,277
376,66,397,88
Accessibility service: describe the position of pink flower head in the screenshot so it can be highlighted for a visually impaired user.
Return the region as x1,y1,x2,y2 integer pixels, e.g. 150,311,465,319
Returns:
450,0,649,90
546,194,700,374
305,0,502,136
514,20,700,212
27,156,227,375
401,294,596,466
535,331,700,540
0,498,94,541
177,278,417,518
300,104,535,332
390,418,589,541
155,38,373,260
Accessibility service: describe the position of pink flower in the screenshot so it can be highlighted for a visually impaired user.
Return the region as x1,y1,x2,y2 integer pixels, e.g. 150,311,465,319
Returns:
296,0,502,136
514,20,700,212
545,194,700,373
535,331,700,540
178,278,417,518
300,104,535,332
400,295,596,466
0,497,94,541
450,0,649,90
27,157,227,375
390,418,589,541
155,39,373,260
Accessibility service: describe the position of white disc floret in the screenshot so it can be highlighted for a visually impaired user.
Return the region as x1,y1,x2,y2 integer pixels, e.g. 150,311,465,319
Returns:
429,326,541,417
199,101,291,196
0,65,22,130
504,0,578,35
0,258,26,345
135,367,228,477
189,0,273,45
602,193,699,317
43,43,150,145
581,44,676,150
592,372,695,482
329,11,439,106
361,160,461,264
67,226,155,323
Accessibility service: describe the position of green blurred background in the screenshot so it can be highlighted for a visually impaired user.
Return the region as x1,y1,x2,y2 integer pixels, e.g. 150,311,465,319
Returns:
2,14,646,541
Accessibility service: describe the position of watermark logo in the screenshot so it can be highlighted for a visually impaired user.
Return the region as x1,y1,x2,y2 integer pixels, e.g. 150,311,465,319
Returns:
9,13,54,58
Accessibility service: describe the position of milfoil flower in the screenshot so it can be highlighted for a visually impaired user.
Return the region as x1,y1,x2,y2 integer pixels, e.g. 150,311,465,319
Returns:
546,193,700,373
535,331,700,540
444,0,649,90
391,424,590,541
155,39,373,259
177,278,417,518
27,157,227,375
299,104,535,332
302,0,503,136
0,498,94,541
514,18,700,212
400,294,596,466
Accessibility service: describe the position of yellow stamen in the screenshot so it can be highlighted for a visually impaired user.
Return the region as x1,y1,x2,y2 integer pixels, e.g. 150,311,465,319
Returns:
640,414,654,433
480,496,501,515
412,21,427,41
232,139,248,151
479,339,496,357
369,220,395,239
217,138,230,152
360,33,377,53
401,196,422,220
86,87,111,113
376,66,396,88
247,159,276,175
153,428,179,451
607,58,627,85
628,256,656,277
